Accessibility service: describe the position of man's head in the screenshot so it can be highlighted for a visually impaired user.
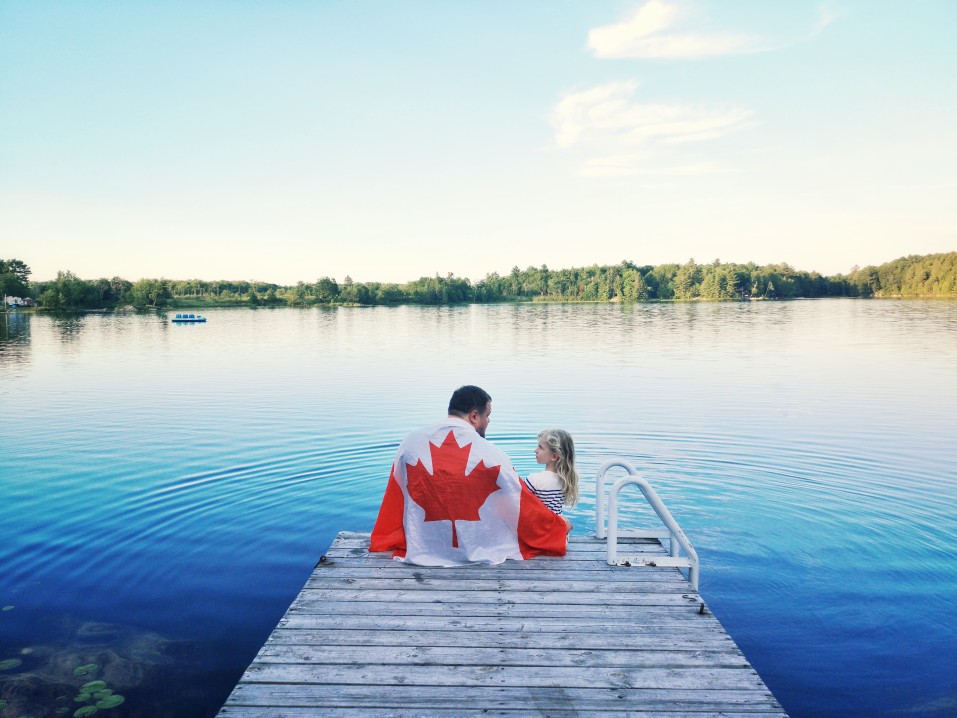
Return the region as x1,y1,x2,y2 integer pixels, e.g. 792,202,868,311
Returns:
448,385,492,437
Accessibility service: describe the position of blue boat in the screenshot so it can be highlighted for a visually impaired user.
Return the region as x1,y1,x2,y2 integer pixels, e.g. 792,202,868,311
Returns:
171,313,207,323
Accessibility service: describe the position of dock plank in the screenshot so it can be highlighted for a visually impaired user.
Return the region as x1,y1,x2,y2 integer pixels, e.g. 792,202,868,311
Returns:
218,532,786,717
255,644,749,667
265,629,736,650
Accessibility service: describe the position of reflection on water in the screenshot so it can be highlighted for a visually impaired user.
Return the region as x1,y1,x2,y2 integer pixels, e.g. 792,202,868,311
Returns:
1,301,956,718
49,314,88,343
0,311,31,366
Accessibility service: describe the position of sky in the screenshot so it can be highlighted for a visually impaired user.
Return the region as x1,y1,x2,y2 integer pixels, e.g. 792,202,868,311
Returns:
1,0,955,285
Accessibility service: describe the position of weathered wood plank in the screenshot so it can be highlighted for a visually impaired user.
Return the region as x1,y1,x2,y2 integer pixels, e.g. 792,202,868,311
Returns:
321,552,678,569
277,613,727,632
329,535,665,554
280,602,719,633
240,663,769,691
331,531,662,546
217,531,786,717
225,684,781,710
331,544,668,557
293,588,700,606
309,561,687,580
281,600,712,619
264,628,736,650
221,709,786,718
279,612,724,642
255,644,748,669
302,575,691,592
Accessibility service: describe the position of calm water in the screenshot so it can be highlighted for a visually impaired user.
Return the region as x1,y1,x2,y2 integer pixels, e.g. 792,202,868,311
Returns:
1,301,956,717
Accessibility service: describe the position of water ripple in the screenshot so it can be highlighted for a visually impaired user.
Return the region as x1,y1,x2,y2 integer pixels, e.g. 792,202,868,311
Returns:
2,302,956,718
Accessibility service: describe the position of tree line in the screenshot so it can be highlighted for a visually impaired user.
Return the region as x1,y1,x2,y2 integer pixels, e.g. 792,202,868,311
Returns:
5,252,955,311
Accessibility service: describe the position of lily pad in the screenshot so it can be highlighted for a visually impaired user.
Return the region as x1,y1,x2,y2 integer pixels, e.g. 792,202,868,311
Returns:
0,699,7,708
81,680,108,693
73,662,99,676
0,657,23,670
75,694,92,703
95,695,124,709
74,707,98,718
93,689,113,699
1,605,13,611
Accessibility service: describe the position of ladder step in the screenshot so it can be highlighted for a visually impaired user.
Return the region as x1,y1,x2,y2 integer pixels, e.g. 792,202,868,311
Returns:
617,529,672,539
612,556,692,568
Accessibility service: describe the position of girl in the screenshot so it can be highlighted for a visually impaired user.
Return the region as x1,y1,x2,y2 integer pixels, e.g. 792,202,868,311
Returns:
524,429,579,516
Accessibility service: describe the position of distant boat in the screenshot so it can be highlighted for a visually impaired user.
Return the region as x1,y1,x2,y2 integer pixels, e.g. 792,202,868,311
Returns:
171,313,207,323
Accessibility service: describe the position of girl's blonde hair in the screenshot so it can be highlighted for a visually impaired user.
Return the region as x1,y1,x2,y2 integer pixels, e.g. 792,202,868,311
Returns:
539,429,578,507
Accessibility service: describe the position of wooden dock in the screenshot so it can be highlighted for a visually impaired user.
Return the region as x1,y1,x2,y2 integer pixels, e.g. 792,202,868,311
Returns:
218,531,786,717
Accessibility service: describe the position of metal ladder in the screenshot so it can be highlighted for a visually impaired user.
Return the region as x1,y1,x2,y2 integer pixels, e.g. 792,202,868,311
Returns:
595,459,700,591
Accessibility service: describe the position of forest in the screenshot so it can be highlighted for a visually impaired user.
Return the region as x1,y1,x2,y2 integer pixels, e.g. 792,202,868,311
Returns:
4,252,956,311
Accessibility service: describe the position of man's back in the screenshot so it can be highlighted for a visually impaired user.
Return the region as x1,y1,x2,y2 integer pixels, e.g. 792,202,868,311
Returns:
370,417,568,566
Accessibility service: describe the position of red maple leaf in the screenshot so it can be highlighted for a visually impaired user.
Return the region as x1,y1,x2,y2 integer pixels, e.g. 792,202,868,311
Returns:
406,430,502,548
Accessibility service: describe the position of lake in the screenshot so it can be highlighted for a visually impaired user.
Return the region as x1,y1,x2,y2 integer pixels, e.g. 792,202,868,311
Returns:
1,300,956,717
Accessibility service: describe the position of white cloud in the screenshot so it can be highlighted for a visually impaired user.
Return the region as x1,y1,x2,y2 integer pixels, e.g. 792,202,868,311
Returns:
588,0,789,60
811,4,837,37
550,80,756,176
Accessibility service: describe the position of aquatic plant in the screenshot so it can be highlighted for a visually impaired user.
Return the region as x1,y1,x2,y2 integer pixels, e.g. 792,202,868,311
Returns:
71,677,125,715
1,605,13,611
95,695,124,709
0,657,23,670
0,620,165,718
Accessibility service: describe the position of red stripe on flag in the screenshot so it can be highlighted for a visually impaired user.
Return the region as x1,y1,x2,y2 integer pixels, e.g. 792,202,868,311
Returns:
370,467,406,556
517,482,569,559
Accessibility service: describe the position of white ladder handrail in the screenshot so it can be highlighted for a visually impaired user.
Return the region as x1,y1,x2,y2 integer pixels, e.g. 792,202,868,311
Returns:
595,459,700,591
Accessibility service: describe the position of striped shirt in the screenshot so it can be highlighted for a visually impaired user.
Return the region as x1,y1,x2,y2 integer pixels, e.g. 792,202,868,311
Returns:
523,470,565,516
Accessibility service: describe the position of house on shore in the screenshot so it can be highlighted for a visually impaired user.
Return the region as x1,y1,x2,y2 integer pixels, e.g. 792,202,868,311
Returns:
4,296,35,308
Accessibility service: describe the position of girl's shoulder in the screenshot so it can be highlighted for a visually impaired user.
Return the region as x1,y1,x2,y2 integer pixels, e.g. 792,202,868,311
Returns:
524,470,563,490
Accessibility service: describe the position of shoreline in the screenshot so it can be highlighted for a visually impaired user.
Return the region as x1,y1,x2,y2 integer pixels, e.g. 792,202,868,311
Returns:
8,293,957,317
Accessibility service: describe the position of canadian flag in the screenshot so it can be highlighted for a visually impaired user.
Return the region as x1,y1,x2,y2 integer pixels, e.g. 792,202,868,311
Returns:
370,418,568,565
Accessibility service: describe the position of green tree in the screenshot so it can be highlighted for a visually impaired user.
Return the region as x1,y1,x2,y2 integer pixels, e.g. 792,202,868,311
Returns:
1,259,31,284
621,269,649,301
673,260,699,300
722,265,741,299
0,258,31,299
376,283,404,304
698,267,719,299
129,278,172,308
315,276,340,303
339,275,356,303
288,282,309,306
37,271,98,309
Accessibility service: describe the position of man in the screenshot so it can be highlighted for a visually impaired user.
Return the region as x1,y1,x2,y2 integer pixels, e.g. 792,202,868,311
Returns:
370,385,570,565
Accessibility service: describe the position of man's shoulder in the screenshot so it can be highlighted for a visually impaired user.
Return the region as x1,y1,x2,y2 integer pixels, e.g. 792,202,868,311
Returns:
400,420,514,473
404,418,471,443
